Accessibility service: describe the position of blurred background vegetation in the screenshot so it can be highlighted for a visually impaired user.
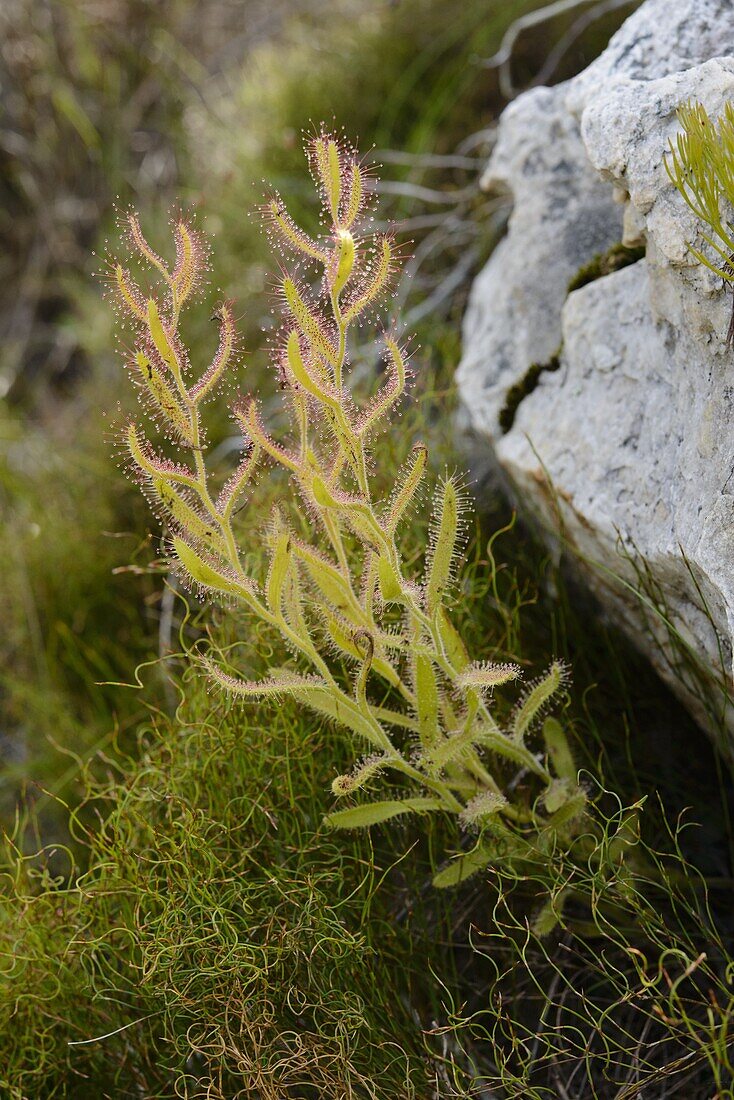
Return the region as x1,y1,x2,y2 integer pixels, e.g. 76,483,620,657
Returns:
5,1,734,1097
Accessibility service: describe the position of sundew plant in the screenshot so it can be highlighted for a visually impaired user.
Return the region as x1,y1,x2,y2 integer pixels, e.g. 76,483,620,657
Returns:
108,132,585,888
666,99,734,343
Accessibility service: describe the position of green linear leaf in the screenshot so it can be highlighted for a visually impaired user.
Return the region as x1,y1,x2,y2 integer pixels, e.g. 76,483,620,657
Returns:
325,798,443,830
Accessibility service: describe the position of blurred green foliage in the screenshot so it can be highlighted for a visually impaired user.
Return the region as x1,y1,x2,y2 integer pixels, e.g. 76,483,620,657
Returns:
0,388,162,848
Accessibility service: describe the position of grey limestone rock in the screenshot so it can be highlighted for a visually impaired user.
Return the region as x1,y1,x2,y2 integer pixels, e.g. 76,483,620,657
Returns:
458,0,734,738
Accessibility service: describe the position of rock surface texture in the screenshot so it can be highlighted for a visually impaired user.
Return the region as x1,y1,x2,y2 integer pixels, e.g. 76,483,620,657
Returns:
458,0,734,740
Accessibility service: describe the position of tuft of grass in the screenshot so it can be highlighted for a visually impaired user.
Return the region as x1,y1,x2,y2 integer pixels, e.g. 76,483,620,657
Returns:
430,814,734,1098
0,673,442,1099
666,99,734,345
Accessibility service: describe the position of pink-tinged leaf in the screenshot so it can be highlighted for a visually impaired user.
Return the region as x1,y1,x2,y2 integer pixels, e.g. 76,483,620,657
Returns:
190,300,237,404
172,219,207,304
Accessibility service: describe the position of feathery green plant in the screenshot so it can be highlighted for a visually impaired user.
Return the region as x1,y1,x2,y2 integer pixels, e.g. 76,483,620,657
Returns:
107,132,583,888
666,99,734,343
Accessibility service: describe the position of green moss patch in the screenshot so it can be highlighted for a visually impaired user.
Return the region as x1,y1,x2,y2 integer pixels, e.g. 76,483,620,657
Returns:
567,241,646,294
498,349,562,434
